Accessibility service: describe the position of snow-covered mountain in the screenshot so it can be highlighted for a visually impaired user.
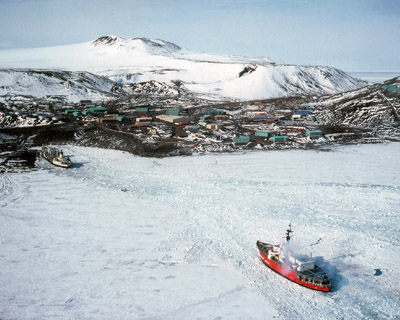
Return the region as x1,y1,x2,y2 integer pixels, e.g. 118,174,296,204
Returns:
0,35,366,101
0,69,117,103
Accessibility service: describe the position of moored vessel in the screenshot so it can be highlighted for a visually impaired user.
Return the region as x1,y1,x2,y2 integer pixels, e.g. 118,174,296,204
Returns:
257,224,331,292
41,146,71,168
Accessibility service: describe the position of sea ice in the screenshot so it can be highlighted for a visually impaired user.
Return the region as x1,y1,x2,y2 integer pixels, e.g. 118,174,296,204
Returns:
0,143,399,319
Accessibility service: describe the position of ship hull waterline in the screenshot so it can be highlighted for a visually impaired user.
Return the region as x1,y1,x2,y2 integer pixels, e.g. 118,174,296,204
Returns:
257,249,331,292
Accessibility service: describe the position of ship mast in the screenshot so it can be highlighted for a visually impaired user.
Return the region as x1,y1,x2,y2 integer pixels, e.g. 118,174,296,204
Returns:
286,223,293,242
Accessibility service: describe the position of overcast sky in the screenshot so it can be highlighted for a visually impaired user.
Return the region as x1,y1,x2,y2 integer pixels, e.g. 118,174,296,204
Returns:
0,0,399,71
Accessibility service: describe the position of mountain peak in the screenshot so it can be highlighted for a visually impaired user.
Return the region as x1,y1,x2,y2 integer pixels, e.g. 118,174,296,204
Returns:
92,35,123,46
91,35,181,54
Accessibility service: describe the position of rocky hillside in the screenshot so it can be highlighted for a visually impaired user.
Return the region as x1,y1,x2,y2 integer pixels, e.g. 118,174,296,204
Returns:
0,69,118,103
316,76,400,138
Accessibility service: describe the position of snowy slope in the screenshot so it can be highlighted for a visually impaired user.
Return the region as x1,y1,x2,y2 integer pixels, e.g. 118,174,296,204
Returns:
186,64,362,100
0,144,399,319
0,69,117,103
0,35,365,101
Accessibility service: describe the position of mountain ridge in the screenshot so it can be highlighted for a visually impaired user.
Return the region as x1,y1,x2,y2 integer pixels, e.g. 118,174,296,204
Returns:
0,35,366,102
0,68,118,103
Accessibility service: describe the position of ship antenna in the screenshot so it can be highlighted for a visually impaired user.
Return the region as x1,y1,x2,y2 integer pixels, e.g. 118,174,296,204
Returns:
286,223,293,242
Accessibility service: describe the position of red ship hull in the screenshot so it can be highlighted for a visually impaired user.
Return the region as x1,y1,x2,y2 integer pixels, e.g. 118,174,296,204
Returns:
258,249,331,292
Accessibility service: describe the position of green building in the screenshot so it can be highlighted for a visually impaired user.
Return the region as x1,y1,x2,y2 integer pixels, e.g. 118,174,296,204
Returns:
65,109,80,115
233,136,250,143
198,121,208,127
135,107,149,113
255,131,275,138
88,106,108,113
116,115,127,122
381,85,400,92
82,109,93,116
306,130,323,137
166,109,180,116
269,136,289,143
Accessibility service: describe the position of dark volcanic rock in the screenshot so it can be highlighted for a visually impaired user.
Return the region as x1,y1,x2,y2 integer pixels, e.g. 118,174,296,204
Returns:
317,76,400,138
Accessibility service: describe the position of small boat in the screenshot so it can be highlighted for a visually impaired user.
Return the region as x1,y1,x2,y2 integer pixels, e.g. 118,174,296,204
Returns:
257,224,331,292
41,146,71,168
